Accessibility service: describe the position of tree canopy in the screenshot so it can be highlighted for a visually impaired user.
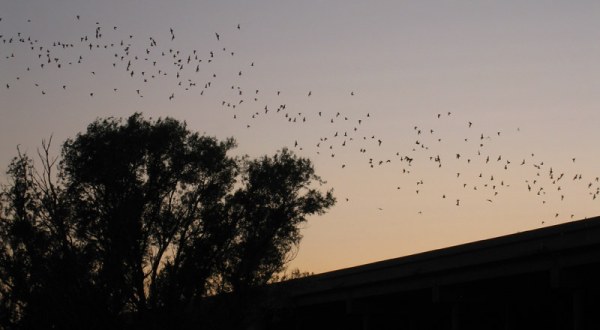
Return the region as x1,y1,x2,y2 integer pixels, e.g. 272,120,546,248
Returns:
0,113,335,329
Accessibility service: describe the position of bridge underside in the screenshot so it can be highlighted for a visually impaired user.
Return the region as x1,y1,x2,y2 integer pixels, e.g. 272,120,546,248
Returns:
291,266,600,330
269,217,600,330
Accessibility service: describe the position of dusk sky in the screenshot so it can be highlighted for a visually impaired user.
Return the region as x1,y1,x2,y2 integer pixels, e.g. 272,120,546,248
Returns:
2,1,600,274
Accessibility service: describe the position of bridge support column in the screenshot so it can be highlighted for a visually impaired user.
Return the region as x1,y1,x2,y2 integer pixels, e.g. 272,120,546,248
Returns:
503,302,514,330
573,289,585,330
361,314,371,330
451,303,460,330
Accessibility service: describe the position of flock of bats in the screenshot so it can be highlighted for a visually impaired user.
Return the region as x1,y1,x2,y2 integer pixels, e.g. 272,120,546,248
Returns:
1,14,598,224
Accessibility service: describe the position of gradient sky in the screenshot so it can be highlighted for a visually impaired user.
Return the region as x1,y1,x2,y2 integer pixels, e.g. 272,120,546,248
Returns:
2,1,600,274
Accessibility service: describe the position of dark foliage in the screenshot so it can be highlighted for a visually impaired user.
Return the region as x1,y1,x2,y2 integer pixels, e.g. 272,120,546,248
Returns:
0,113,334,329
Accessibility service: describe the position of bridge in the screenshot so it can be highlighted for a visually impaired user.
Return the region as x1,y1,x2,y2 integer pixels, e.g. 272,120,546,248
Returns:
270,216,600,330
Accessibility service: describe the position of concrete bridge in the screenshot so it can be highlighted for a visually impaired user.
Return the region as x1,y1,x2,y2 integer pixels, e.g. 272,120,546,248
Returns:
271,216,600,330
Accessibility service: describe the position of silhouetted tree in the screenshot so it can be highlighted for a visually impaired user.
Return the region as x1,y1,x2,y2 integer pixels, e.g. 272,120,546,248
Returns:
0,113,335,329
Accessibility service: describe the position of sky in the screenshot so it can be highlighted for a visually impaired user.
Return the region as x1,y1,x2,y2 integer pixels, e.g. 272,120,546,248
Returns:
1,1,600,274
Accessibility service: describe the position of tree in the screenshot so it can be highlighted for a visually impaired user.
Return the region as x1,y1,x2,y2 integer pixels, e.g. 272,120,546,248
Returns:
0,113,335,329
